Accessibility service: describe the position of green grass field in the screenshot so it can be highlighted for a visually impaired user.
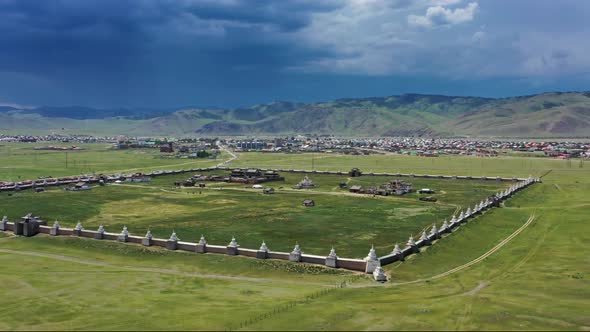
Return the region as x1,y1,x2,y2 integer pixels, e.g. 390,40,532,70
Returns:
228,152,583,178
0,143,222,181
0,236,350,330
0,147,588,330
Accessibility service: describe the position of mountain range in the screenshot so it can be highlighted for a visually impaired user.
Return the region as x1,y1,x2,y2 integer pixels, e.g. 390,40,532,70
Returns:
2,91,590,137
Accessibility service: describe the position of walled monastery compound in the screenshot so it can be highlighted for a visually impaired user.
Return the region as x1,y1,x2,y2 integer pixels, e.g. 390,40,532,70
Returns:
0,166,539,282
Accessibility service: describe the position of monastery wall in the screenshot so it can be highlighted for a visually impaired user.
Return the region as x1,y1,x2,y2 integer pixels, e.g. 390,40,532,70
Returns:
0,172,537,280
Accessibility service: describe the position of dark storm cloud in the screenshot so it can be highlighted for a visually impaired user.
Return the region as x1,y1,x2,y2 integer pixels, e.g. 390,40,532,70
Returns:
0,0,589,108
0,0,339,71
0,0,343,106
180,0,343,32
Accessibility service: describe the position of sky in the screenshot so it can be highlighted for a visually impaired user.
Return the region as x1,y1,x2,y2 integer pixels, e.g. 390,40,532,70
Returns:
1,0,589,109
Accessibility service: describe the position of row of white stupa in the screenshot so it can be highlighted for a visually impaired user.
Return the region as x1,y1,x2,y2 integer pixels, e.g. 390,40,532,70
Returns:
47,176,537,282
374,175,537,280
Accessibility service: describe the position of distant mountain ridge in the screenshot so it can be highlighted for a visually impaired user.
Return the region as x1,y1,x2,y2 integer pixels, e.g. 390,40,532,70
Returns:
2,91,590,137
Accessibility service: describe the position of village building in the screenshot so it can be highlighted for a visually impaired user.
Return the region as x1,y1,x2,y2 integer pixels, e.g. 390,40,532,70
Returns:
231,168,261,178
65,182,91,191
302,199,315,207
128,173,152,183
349,168,362,177
349,179,412,196
159,142,174,153
349,185,363,193
263,187,275,194
185,168,284,185
383,180,412,195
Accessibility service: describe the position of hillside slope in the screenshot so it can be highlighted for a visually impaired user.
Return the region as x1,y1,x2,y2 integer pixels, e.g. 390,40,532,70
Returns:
1,92,590,137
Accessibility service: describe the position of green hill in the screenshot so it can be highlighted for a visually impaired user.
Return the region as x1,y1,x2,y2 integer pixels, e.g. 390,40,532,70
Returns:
2,92,590,137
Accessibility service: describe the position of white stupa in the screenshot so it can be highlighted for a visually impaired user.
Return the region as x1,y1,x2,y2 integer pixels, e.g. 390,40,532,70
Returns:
441,219,449,230
406,235,416,247
259,241,269,252
391,243,402,256
169,231,178,242
121,225,129,236
429,224,438,237
365,245,378,262
198,234,207,245
373,266,387,282
145,229,153,239
74,222,84,231
291,243,302,254
97,225,105,233
420,230,429,241
228,236,239,247
328,246,338,259
53,220,60,228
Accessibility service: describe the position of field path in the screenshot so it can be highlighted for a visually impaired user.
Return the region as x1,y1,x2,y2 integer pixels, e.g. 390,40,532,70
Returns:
390,212,536,286
0,248,332,287
346,212,537,288
216,142,238,167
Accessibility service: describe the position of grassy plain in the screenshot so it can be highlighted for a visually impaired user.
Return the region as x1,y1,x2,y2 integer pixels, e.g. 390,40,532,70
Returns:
0,142,223,181
228,151,580,178
0,148,588,330
245,167,590,330
0,236,348,331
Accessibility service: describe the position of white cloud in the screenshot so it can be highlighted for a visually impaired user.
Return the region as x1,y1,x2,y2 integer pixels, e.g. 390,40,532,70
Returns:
408,2,478,28
284,0,590,79
428,0,463,5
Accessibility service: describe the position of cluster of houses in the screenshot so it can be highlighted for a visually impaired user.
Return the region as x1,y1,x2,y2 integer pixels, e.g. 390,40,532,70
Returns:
222,136,590,159
180,168,285,187
349,179,413,196
64,182,91,191
1,170,160,192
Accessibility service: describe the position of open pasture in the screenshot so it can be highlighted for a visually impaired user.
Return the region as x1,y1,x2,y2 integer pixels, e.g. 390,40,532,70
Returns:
243,165,590,330
0,235,348,331
0,151,588,330
0,142,222,181
228,152,585,178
